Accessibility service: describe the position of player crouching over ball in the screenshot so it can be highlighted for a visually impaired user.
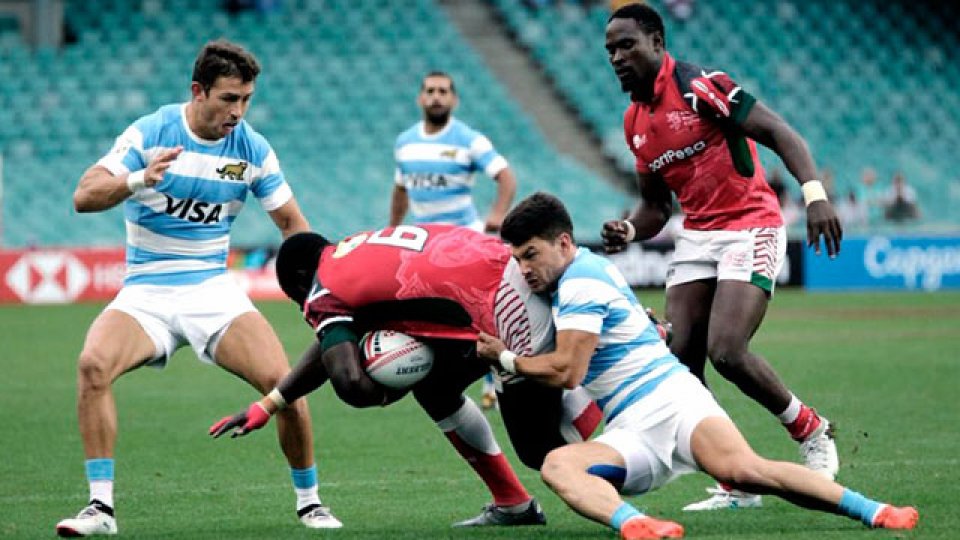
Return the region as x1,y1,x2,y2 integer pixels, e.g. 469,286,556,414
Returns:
211,225,605,528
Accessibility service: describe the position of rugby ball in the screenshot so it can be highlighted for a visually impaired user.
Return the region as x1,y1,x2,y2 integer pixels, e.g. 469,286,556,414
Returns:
360,330,434,389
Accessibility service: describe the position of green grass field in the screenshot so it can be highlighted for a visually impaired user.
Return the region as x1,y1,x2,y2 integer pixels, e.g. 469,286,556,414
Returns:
1,290,958,539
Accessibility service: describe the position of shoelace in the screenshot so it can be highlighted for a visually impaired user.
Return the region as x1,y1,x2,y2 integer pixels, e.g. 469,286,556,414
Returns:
77,507,102,518
304,506,334,519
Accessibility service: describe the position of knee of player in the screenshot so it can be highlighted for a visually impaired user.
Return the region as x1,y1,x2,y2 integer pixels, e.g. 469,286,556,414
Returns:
250,371,287,394
711,456,766,488
706,338,748,370
77,349,117,390
540,447,579,488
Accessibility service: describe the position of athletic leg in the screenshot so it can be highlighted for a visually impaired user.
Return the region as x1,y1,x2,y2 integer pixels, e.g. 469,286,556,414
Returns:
709,281,838,475
56,309,159,537
540,442,683,539
412,342,543,526
214,311,339,529
690,416,917,529
664,279,713,384
497,377,567,470
706,281,792,414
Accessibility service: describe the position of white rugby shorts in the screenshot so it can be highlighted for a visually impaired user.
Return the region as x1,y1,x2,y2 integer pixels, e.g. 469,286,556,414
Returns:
105,273,257,366
594,371,728,495
666,226,786,293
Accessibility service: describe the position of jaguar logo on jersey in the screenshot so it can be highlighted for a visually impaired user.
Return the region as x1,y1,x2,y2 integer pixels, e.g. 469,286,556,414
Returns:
216,161,248,181
163,195,223,224
439,149,458,159
648,140,707,172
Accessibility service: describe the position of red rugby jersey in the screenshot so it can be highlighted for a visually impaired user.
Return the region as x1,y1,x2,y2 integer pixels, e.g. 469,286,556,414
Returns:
623,53,782,230
303,225,509,341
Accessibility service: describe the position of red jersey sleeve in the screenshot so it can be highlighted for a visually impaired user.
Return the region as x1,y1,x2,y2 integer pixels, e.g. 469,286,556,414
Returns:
686,71,756,127
304,289,355,335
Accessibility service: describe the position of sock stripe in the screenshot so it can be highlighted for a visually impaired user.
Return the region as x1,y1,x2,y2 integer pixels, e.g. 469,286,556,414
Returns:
839,488,883,526
610,502,643,531
291,465,318,489
85,459,115,482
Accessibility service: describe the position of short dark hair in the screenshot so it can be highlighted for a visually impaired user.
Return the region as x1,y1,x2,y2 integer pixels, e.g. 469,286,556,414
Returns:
421,71,456,94
501,192,574,246
608,3,666,47
192,39,261,94
275,232,330,307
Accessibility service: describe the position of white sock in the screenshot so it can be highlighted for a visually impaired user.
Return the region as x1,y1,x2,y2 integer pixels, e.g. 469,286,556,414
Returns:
437,398,500,454
89,480,114,509
777,395,802,424
291,466,321,511
296,487,321,510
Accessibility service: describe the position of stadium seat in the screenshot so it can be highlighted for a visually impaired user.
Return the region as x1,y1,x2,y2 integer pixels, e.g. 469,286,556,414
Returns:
490,0,960,229
0,0,627,246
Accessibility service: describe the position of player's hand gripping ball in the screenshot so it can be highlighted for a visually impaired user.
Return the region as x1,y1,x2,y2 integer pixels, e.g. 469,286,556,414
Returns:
360,330,434,389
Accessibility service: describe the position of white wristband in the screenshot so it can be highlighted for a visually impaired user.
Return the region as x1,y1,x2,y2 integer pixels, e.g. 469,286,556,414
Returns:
265,388,287,411
801,180,828,207
126,170,147,193
622,220,637,243
498,350,518,374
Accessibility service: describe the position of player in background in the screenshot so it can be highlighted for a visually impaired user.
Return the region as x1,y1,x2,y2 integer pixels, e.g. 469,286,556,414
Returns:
55,40,340,537
599,4,842,511
211,225,602,527
391,72,518,410
478,192,917,539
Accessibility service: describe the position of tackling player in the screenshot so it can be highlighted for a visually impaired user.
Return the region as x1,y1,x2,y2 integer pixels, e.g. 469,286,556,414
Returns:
55,41,340,536
478,192,917,539
211,225,601,527
599,4,842,510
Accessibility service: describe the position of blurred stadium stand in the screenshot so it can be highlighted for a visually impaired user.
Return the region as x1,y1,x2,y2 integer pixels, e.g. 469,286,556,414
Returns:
0,0,627,247
492,0,960,232
1,0,957,248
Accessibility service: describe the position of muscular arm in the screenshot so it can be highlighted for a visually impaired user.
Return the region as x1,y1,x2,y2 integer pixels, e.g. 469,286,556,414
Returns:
601,171,672,253
740,101,819,187
389,184,409,227
479,329,598,389
485,167,517,233
272,340,330,405
274,327,399,409
626,171,673,240
267,198,311,239
74,146,183,212
740,101,842,256
73,165,134,212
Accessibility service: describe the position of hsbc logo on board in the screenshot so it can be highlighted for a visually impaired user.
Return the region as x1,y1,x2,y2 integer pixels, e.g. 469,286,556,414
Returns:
5,251,90,303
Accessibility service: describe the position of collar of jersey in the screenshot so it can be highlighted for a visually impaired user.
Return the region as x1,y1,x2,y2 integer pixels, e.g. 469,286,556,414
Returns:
180,103,227,147
650,52,676,105
418,117,456,139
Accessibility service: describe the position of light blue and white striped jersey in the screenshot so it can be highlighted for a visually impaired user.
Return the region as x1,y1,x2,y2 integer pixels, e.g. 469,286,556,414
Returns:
97,103,292,286
394,117,508,227
554,248,688,422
